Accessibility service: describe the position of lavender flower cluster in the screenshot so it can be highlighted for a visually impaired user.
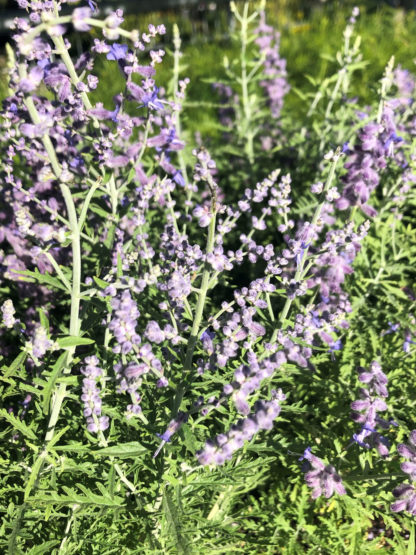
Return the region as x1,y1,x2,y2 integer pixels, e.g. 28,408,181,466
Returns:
391,431,416,515
300,447,346,500
351,361,394,456
1,1,416,524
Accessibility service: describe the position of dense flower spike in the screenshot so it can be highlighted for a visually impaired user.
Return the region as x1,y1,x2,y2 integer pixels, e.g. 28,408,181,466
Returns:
1,300,16,329
196,391,285,466
300,447,346,499
397,431,416,480
255,11,290,120
391,432,416,516
80,356,109,433
350,362,393,456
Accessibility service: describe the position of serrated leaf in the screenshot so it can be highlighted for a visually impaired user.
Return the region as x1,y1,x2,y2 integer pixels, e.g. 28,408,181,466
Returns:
24,453,46,501
12,268,67,291
0,408,37,440
4,351,27,378
93,442,148,458
27,540,59,554
42,352,67,415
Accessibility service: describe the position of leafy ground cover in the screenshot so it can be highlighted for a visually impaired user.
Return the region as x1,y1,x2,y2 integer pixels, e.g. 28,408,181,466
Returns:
1,1,416,553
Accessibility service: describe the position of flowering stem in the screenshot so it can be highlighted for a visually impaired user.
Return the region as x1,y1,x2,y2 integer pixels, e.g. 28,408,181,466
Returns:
22,79,83,447
270,149,341,343
184,211,216,370
51,34,94,114
171,24,190,223
172,205,217,415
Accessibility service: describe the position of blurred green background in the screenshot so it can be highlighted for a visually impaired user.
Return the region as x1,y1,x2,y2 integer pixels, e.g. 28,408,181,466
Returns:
1,0,416,134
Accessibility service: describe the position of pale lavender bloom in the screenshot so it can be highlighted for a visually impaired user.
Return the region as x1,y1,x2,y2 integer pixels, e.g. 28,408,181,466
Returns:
1,300,16,328
255,11,290,119
358,361,388,398
72,8,92,32
30,326,53,359
196,392,285,465
301,447,346,499
391,484,416,515
81,356,109,433
154,412,188,457
145,320,165,344
18,66,43,93
167,271,191,301
193,205,211,227
397,430,416,480
105,9,124,29
351,362,392,456
109,290,141,354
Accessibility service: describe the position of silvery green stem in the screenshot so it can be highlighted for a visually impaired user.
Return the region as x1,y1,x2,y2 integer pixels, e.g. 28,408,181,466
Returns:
171,200,217,415
377,56,395,124
184,208,216,371
21,76,82,445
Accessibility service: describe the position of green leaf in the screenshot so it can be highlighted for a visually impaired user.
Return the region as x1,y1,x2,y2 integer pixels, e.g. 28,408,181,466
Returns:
27,540,59,554
57,336,94,348
407,523,415,555
89,203,110,218
34,486,124,507
4,351,27,378
93,442,148,458
24,453,46,501
0,408,37,440
162,489,191,555
42,352,67,415
37,308,49,331
46,426,70,450
52,443,89,453
12,268,67,291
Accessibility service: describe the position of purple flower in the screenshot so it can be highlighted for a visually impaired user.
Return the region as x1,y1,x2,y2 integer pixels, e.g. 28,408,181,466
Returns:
358,361,388,398
80,356,110,433
154,412,188,457
127,82,164,111
72,8,92,32
145,320,165,344
28,326,54,360
351,362,392,456
391,484,416,515
301,448,346,499
167,271,191,301
109,290,141,354
88,0,98,12
1,300,16,328
255,11,290,119
196,392,285,465
106,43,128,62
397,431,416,480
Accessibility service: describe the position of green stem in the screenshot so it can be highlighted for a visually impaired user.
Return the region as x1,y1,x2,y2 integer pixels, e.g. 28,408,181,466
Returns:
172,207,217,415
183,212,216,371
21,73,82,445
